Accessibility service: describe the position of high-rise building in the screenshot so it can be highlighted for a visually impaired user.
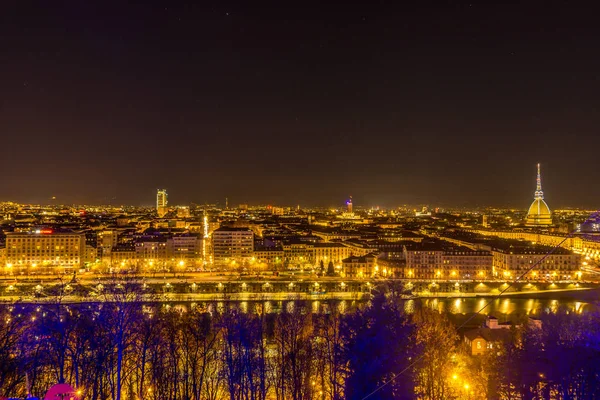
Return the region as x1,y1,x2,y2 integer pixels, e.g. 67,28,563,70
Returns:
157,189,168,217
525,164,552,226
346,196,353,213
482,215,489,228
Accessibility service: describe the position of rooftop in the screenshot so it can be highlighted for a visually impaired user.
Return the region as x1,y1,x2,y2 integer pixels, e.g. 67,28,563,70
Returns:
214,227,253,232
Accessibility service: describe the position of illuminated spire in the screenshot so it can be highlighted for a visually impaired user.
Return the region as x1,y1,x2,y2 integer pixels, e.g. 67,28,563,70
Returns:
534,163,544,199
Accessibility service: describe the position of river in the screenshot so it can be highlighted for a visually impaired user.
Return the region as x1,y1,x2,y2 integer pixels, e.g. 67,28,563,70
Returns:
169,292,598,322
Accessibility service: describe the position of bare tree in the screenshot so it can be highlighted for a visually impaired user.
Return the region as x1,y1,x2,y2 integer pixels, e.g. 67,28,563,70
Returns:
412,308,459,400
100,276,144,400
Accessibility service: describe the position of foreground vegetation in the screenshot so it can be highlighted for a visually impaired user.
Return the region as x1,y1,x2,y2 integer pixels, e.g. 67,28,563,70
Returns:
0,282,599,399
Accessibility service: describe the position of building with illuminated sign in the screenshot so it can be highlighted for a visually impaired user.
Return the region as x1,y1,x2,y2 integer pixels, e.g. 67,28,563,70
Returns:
5,230,86,272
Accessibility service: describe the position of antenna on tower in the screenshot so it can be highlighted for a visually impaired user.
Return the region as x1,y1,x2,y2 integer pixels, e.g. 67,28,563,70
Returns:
535,163,544,199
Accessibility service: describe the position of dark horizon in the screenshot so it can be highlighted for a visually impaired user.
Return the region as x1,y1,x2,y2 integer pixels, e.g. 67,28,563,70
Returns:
2,1,599,208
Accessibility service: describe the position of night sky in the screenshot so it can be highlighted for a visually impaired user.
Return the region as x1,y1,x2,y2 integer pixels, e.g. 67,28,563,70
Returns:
2,1,599,208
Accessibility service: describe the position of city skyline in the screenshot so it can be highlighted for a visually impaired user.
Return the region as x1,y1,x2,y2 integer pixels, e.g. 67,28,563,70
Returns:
3,2,600,398
2,2,600,207
0,162,592,211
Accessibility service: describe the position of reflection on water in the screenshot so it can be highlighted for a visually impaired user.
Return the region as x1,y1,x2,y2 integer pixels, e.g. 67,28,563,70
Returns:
286,301,295,314
422,297,596,317
184,297,595,317
312,300,320,314
338,300,347,314
404,299,416,314
547,299,559,314
264,301,272,314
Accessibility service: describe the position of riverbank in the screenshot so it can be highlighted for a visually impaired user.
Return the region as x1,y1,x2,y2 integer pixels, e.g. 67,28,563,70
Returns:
0,277,598,304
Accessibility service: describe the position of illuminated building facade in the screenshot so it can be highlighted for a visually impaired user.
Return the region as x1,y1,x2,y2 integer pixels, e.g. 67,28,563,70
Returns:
311,228,361,242
107,235,202,270
441,231,582,280
492,245,580,280
253,246,284,268
5,230,86,271
463,316,514,356
525,163,552,226
271,206,285,216
167,235,202,262
403,242,493,279
282,242,315,266
135,238,167,265
212,227,254,265
98,229,119,261
176,206,190,218
442,249,493,279
156,189,168,217
313,242,352,266
341,253,376,278
468,228,600,261
110,245,136,267
482,215,489,228
403,244,444,279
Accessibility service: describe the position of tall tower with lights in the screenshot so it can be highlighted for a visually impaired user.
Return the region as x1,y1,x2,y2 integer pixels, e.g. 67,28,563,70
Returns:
346,196,353,214
156,189,168,217
525,163,552,226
